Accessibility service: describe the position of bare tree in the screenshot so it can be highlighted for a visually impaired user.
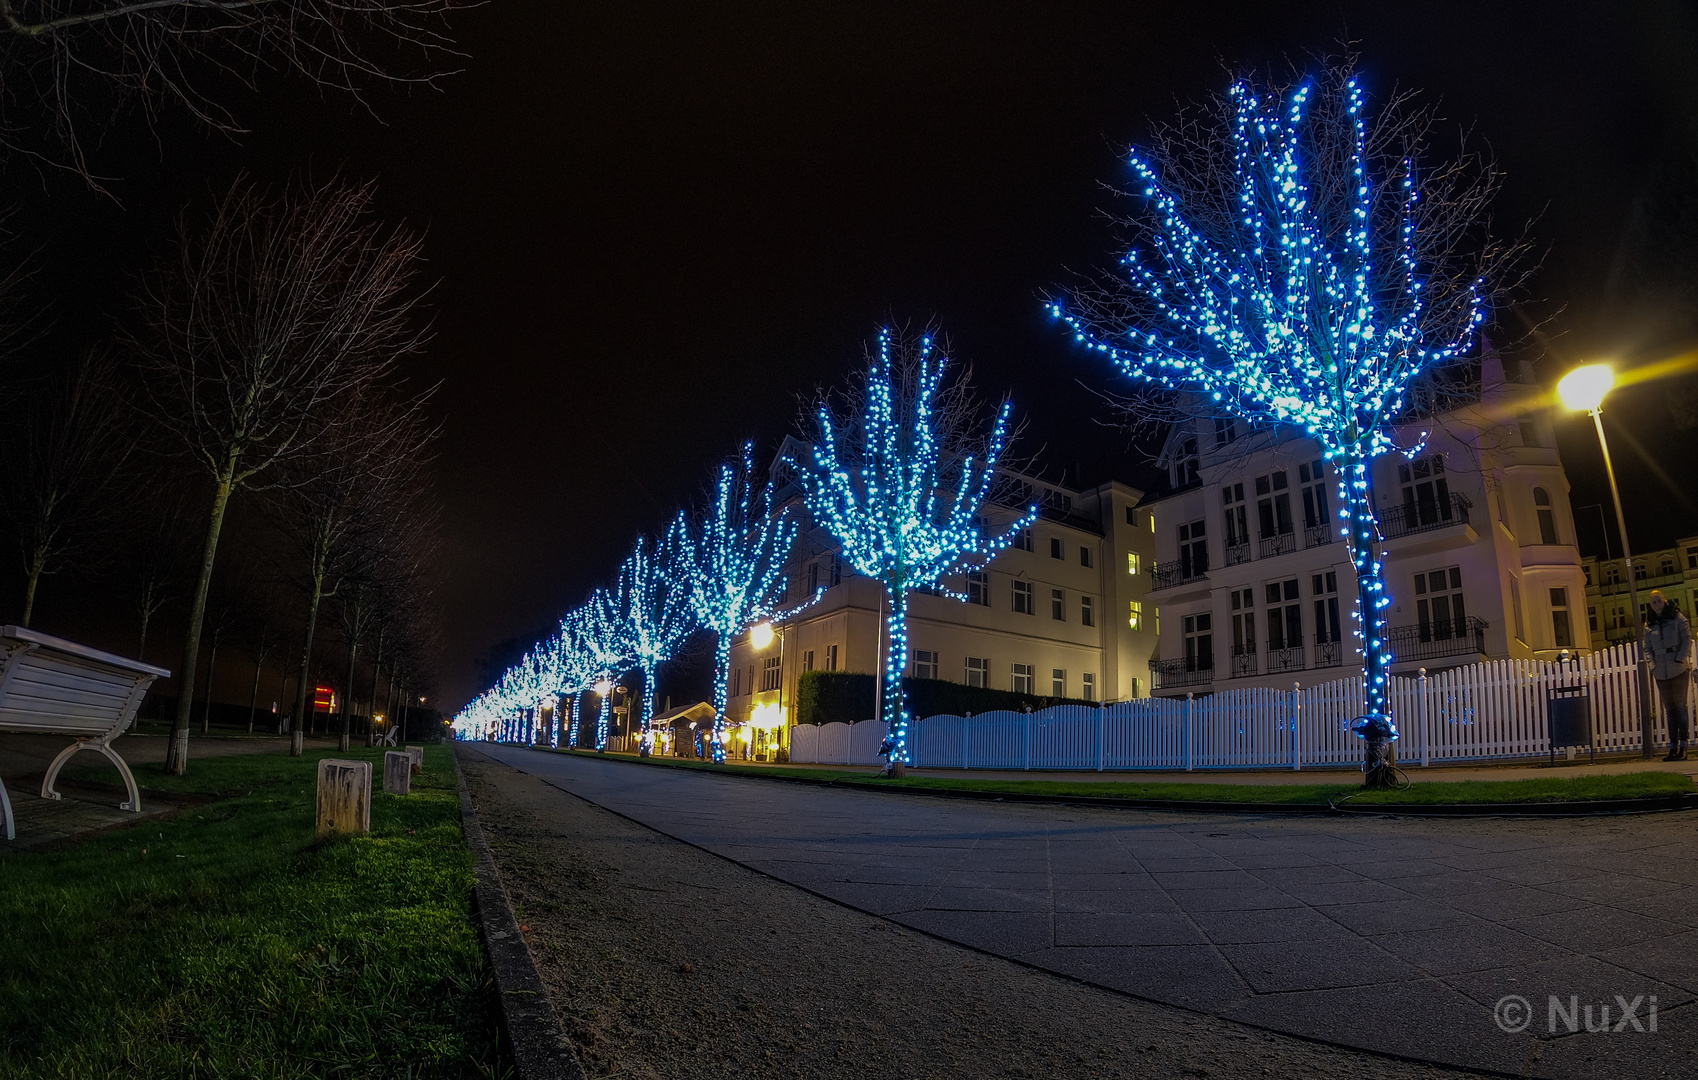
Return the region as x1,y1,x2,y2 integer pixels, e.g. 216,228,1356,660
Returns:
0,0,469,184
132,174,428,775
0,347,136,626
243,615,276,734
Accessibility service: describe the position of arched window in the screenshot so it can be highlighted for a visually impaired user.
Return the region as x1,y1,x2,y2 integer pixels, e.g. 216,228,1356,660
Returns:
1533,487,1558,545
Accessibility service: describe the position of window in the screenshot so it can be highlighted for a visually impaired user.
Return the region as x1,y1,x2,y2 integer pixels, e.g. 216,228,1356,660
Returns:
913,650,938,680
808,563,820,594
1051,588,1066,621
1082,673,1097,701
1128,600,1144,631
1148,512,1155,533
1002,662,1026,696
1588,606,1598,634
1534,488,1559,545
1688,547,1698,570
732,666,741,697
1052,669,1066,697
1230,587,1256,668
1179,519,1208,578
1126,506,1137,527
1518,414,1542,448
1312,571,1342,645
1214,417,1238,446
1299,460,1329,533
1075,545,1090,568
826,644,838,671
747,663,755,695
777,575,790,604
1175,438,1199,486
803,649,815,671
965,656,988,688
967,568,990,606
1256,471,1294,540
1415,566,1467,642
1398,455,1453,528
1660,556,1676,577
1127,551,1141,576
1551,587,1573,648
1043,488,1074,513
1080,595,1095,626
1510,576,1525,641
1050,536,1063,559
1265,579,1302,653
1014,527,1034,552
830,555,842,587
760,656,781,692
1222,483,1248,551
1182,613,1213,672
1012,579,1033,615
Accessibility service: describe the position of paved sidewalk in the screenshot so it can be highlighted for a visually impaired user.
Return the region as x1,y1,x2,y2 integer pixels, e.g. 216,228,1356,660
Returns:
477,743,1698,1080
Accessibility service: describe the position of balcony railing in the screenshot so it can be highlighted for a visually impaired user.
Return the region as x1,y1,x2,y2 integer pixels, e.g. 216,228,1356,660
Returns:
1386,616,1488,664
1229,645,1257,677
1224,541,1251,566
1379,493,1472,541
1313,638,1345,668
1152,656,1214,689
1150,559,1208,591
1304,523,1334,548
1258,532,1295,559
1266,645,1306,674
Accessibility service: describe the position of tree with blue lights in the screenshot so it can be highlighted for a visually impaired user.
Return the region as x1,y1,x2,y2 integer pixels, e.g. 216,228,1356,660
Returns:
602,520,699,748
688,444,800,763
1051,64,1512,781
574,591,635,750
796,327,1033,767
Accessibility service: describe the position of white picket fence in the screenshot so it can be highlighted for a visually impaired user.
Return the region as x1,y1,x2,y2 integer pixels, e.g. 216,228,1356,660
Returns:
788,643,1692,770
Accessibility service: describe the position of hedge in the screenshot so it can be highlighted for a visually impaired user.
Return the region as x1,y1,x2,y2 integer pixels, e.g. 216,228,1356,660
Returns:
794,670,1096,725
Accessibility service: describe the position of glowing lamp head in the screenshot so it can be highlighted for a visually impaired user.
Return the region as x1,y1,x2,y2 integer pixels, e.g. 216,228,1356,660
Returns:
1557,363,1614,413
750,622,776,650
593,678,613,697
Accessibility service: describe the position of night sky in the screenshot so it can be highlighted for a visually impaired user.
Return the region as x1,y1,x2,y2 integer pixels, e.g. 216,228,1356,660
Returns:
14,2,1698,708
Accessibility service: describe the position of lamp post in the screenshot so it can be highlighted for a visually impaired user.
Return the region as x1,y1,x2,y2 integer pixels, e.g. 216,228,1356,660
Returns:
1558,363,1655,758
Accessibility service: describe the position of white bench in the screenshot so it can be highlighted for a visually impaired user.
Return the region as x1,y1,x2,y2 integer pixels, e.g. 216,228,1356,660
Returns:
0,626,170,840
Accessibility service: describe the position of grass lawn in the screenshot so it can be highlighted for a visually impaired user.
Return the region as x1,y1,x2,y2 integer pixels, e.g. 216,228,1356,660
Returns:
557,749,1695,806
0,744,506,1079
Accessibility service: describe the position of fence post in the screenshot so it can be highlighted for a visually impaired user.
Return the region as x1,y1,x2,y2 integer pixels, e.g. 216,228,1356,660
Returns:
1419,668,1431,768
962,714,970,771
1096,701,1106,772
1185,693,1194,773
1291,682,1301,771
1024,708,1033,771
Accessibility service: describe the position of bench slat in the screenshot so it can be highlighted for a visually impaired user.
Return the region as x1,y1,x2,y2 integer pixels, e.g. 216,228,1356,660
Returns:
12,656,142,693
6,675,132,709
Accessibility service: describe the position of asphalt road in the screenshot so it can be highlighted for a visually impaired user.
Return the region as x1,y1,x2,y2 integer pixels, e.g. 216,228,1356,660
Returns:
475,745,1698,1080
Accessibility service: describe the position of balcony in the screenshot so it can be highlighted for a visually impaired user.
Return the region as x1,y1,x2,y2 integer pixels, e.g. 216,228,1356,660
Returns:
1313,637,1345,669
1258,532,1296,559
1386,616,1488,665
1152,656,1214,690
1224,541,1251,567
1150,559,1208,592
1229,645,1257,677
1304,523,1334,548
1266,644,1306,674
1379,493,1472,541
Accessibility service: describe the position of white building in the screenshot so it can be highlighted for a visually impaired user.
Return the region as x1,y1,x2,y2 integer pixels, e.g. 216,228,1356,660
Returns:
722,442,1161,760
1137,354,1588,696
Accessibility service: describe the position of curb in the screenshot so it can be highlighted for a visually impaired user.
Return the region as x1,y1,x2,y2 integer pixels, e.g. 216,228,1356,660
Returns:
540,746,1698,818
453,748,585,1080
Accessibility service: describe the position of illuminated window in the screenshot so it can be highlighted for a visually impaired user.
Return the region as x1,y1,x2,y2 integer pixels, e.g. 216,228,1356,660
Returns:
1128,600,1143,631
1127,551,1141,576
760,656,782,692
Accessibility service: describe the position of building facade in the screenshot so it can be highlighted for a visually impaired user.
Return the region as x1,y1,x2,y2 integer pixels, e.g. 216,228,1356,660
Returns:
1138,355,1589,696
721,444,1161,760
1582,537,1698,651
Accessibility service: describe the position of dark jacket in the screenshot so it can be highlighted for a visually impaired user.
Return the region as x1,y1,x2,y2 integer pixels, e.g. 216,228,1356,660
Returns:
1644,605,1693,682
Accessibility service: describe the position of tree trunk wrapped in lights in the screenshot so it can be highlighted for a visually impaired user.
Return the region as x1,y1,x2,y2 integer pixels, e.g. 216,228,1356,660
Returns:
795,327,1033,767
687,444,800,763
1050,63,1520,785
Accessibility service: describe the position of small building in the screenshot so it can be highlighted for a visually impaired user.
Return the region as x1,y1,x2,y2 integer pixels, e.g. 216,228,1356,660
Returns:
722,441,1161,759
1581,537,1698,651
1134,353,1588,696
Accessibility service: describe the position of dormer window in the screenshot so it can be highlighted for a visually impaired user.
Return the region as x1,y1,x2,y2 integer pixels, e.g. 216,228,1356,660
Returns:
1175,438,1199,486
1214,418,1237,447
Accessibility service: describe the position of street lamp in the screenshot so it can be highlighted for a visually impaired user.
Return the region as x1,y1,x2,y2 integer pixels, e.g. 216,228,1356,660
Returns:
1557,363,1655,758
750,622,775,650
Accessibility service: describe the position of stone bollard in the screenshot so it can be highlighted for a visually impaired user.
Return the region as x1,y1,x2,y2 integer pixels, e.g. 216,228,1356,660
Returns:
406,745,424,775
316,759,371,840
383,751,412,795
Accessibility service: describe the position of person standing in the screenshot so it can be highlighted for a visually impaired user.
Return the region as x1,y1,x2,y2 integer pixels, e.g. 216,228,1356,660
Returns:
1643,590,1693,761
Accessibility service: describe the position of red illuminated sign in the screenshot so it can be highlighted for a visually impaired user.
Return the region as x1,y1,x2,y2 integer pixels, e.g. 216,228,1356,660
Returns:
313,686,336,713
